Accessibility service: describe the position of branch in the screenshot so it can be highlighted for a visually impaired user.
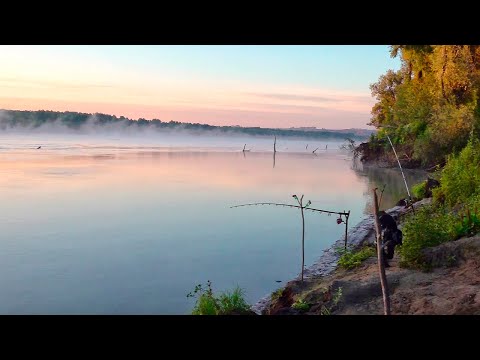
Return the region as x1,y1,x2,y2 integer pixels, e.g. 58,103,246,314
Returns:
230,202,350,216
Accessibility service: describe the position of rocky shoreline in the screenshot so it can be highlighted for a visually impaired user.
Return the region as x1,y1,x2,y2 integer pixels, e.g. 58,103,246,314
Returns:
251,198,432,314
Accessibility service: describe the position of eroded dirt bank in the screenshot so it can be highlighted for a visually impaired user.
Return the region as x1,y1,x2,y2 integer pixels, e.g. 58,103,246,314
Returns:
260,199,480,315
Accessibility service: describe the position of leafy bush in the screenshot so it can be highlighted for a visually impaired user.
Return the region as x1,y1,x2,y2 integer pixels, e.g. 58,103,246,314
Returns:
291,299,310,312
433,136,480,207
454,194,480,237
187,281,218,315
338,246,376,270
187,281,251,315
400,192,480,269
455,208,480,238
271,288,284,301
412,181,427,200
399,206,457,269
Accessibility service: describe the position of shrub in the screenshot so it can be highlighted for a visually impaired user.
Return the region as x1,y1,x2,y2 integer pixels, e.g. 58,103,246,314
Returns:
412,181,427,200
338,246,376,270
291,299,310,312
399,206,457,269
187,281,251,315
455,209,480,238
433,136,480,207
454,194,480,237
187,281,219,315
271,287,284,301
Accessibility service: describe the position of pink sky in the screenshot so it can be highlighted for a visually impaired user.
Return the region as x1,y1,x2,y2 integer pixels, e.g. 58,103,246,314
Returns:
0,46,387,129
0,94,374,129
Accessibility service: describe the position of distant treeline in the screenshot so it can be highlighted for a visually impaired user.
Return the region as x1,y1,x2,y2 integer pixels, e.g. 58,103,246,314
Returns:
0,109,373,140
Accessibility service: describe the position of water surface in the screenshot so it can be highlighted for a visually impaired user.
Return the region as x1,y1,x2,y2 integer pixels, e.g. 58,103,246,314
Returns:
0,135,425,314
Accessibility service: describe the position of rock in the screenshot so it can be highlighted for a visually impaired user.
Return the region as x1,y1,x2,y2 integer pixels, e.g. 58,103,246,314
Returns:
422,236,480,268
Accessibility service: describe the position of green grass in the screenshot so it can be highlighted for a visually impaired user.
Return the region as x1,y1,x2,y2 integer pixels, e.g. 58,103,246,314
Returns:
412,181,427,200
217,287,250,314
187,281,251,315
338,246,376,270
271,287,284,301
291,299,309,312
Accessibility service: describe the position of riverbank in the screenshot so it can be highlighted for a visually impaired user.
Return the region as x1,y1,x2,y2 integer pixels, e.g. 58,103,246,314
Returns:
266,234,480,315
250,197,432,315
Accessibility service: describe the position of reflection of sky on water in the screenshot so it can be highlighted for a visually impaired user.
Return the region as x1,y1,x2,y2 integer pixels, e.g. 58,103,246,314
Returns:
0,141,425,314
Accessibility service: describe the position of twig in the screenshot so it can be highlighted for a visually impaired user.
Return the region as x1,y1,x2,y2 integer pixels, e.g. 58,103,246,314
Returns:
378,184,386,210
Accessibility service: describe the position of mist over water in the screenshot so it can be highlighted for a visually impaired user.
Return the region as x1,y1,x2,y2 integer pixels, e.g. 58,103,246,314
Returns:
0,133,425,314
0,132,349,154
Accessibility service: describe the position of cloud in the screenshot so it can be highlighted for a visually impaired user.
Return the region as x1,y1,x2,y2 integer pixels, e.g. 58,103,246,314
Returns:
0,77,113,90
249,92,374,104
252,93,341,102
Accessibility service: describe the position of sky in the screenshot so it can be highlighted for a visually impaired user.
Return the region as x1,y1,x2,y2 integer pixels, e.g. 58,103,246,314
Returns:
0,45,400,129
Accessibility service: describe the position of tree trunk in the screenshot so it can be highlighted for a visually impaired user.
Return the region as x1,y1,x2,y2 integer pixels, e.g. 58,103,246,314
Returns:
373,188,391,315
441,46,448,101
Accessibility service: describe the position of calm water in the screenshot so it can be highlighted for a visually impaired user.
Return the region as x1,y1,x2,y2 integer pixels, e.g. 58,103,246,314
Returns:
0,134,425,314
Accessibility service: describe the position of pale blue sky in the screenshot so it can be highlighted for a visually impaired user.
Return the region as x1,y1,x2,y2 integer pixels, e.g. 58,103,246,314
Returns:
0,45,400,129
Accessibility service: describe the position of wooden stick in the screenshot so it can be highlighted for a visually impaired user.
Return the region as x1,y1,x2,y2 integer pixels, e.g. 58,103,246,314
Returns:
378,184,386,210
230,202,349,216
385,133,414,214
373,188,391,315
300,195,305,282
344,210,350,250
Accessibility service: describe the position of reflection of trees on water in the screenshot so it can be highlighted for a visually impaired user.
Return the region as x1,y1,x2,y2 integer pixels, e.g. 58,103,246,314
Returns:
351,158,427,214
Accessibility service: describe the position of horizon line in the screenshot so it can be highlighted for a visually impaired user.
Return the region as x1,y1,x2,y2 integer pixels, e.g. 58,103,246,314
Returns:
0,108,376,132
